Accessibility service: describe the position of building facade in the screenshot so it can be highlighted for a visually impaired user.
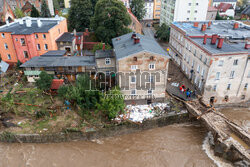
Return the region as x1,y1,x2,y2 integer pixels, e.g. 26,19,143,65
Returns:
112,33,170,103
120,0,130,8
153,0,161,20
0,16,67,64
144,0,154,20
160,0,208,25
169,21,250,105
210,0,237,9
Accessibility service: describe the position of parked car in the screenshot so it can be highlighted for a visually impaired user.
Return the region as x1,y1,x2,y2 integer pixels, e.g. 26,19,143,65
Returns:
147,23,151,27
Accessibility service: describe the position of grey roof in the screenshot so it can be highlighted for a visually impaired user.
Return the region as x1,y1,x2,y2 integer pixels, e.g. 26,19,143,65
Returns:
213,0,237,2
20,56,96,68
56,32,83,42
112,33,170,60
40,50,66,57
0,60,9,73
241,5,250,16
95,50,114,59
172,21,250,54
0,17,64,34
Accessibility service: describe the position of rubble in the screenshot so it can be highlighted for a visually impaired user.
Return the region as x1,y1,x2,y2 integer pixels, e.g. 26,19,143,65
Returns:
116,103,171,123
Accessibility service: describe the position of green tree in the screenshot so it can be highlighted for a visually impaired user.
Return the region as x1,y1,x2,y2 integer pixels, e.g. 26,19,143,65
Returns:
97,87,125,120
130,0,146,21
14,7,24,18
215,11,225,20
91,0,98,12
53,0,60,11
41,0,52,17
91,0,132,44
156,23,170,42
68,0,93,31
92,43,112,53
30,5,40,17
35,71,53,91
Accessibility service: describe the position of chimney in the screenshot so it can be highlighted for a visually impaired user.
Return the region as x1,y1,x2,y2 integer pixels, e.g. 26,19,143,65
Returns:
217,37,224,49
134,37,140,44
37,19,42,27
201,23,207,32
211,34,218,45
208,21,212,28
102,43,105,50
131,33,136,39
193,22,199,28
6,20,9,26
55,9,59,15
245,42,250,49
203,34,208,45
233,22,239,29
26,18,32,27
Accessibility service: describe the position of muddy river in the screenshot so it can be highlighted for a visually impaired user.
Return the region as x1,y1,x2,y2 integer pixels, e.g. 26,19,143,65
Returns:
0,108,249,167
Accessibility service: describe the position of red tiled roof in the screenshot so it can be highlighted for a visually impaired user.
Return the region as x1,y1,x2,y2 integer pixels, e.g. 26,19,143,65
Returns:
50,79,64,90
208,6,218,12
216,3,233,12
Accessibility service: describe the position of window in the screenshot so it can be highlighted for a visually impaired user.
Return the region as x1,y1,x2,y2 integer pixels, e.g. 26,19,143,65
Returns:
44,44,48,50
241,95,245,100
244,83,248,90
200,55,203,60
227,84,231,90
149,64,155,70
37,44,41,50
224,95,229,102
196,3,198,5
204,58,207,64
229,71,235,79
187,18,190,21
213,85,217,91
131,65,137,70
194,18,197,20
215,72,220,80
105,58,111,65
15,38,18,41
131,76,136,83
218,60,224,66
187,10,190,13
7,54,11,60
1,33,5,38
23,51,29,58
68,67,72,70
150,56,154,60
197,65,200,73
43,34,46,39
148,89,152,95
133,57,137,61
201,69,205,77
131,89,136,95
149,75,154,83
35,34,38,39
195,10,197,13
58,29,60,34
106,71,110,76
192,60,195,68
188,3,191,6
4,43,8,49
31,67,35,71
233,59,238,65
20,38,26,46
34,75,39,77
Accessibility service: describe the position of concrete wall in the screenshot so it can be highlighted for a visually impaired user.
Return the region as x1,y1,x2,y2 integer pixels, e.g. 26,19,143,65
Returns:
0,113,189,143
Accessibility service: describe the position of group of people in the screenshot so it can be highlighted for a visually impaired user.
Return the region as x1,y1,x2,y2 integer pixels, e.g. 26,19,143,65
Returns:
179,84,196,98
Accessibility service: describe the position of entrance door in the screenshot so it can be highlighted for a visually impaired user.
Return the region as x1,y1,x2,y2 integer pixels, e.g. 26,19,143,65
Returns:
210,96,215,106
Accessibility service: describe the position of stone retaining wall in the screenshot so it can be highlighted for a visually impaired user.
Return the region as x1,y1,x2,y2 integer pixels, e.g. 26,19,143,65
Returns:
0,113,189,143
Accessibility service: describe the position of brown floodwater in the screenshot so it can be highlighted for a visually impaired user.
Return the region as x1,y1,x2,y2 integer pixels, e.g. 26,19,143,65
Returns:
1,107,248,167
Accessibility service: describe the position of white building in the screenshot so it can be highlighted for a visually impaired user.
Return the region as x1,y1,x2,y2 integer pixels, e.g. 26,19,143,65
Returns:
169,21,250,105
160,0,208,25
144,0,154,20
120,0,130,8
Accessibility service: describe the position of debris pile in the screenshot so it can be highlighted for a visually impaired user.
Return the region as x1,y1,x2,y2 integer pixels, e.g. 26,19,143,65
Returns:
116,103,170,123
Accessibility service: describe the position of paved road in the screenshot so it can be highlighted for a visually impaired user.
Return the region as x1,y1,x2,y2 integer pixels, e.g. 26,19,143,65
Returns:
143,27,156,40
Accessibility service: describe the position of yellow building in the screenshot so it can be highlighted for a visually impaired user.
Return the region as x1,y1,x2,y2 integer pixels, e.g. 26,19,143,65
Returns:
64,0,70,8
153,0,161,20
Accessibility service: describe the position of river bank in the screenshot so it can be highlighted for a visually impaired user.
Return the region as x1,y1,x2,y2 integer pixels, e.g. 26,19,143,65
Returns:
0,111,189,143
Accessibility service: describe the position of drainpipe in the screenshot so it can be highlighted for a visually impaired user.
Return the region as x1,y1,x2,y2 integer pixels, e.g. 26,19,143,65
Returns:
236,57,248,97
